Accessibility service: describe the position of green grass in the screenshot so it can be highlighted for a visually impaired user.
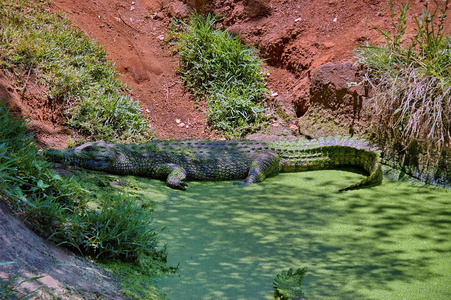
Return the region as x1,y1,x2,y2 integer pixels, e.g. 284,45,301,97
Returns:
66,169,176,299
0,0,151,142
0,103,79,219
357,1,450,183
0,103,167,298
169,14,269,138
0,264,44,300
101,260,166,300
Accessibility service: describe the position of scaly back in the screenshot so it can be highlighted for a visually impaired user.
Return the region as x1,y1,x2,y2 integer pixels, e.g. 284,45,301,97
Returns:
267,136,383,191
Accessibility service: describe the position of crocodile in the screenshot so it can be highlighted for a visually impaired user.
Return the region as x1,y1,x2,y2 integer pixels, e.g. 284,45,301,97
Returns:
43,136,383,191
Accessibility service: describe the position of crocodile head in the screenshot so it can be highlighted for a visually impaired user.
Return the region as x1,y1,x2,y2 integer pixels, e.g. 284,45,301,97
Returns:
44,141,114,171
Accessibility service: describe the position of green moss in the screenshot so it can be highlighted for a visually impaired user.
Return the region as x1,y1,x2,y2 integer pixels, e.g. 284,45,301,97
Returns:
149,170,451,299
298,104,356,138
101,259,168,300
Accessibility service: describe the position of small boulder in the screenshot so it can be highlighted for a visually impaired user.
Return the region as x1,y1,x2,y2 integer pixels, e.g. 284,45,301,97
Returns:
310,61,369,115
298,62,371,138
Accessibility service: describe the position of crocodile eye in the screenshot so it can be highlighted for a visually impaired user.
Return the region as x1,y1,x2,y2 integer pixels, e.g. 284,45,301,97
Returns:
84,145,106,153
79,144,96,152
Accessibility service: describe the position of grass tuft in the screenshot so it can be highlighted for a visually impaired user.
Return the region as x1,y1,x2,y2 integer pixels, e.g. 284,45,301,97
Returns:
0,0,151,142
169,13,269,138
357,0,451,183
52,194,161,261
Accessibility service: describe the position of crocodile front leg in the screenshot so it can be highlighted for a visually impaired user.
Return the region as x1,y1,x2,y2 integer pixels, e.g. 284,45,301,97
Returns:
234,151,280,185
154,163,188,190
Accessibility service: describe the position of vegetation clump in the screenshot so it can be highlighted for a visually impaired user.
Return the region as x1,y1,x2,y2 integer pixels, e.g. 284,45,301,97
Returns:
0,0,151,142
357,0,451,184
273,267,309,300
0,103,167,297
170,14,269,138
0,103,163,260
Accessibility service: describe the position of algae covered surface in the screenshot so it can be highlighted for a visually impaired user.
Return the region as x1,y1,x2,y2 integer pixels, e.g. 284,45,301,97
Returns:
129,169,450,299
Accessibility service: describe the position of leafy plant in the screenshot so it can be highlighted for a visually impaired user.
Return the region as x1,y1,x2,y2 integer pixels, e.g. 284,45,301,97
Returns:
207,86,267,137
170,13,269,138
0,0,151,142
357,0,451,183
183,0,209,13
273,267,309,300
0,103,77,212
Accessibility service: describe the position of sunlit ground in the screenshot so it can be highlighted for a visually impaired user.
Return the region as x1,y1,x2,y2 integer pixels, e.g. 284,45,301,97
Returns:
131,169,451,300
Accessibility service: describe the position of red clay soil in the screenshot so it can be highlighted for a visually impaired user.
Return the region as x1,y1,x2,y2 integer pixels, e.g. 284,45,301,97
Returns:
1,0,450,298
5,0,451,147
50,0,217,143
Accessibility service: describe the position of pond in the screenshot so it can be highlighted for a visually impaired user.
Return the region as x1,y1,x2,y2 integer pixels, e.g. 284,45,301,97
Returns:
134,169,451,299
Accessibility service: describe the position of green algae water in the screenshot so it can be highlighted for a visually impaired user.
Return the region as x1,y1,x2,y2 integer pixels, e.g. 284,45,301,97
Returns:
134,169,451,299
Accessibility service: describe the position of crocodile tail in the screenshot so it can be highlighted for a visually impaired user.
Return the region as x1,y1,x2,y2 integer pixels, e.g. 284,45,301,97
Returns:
276,136,383,191
316,136,383,191
339,158,383,191
339,149,383,191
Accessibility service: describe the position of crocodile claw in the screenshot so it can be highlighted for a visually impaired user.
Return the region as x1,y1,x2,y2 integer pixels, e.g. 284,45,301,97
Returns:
167,180,188,190
233,180,248,186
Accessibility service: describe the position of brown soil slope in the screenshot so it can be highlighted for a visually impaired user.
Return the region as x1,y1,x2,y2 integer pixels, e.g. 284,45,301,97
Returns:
8,0,450,147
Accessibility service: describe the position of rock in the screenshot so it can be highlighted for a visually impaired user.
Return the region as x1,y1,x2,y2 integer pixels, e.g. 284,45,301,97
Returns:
298,62,371,138
164,0,192,19
309,61,369,113
0,202,124,299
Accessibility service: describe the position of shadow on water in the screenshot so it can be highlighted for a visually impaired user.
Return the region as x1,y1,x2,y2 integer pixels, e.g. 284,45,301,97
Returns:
129,169,451,300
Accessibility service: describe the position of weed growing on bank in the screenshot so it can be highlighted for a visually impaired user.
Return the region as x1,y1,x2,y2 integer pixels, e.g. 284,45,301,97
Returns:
0,269,44,300
170,14,269,138
357,0,451,183
0,0,151,142
0,104,168,297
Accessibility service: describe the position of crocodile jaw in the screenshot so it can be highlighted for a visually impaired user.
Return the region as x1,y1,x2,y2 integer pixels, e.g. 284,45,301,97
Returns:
44,143,111,171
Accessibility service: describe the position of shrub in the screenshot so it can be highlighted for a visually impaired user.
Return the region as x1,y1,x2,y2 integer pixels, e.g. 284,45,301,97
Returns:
0,0,151,142
357,0,451,184
52,195,161,261
171,13,269,138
